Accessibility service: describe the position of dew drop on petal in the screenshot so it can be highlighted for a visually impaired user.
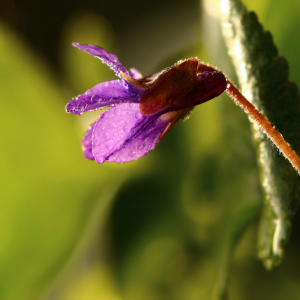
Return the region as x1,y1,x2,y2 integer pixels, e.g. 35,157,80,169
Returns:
135,111,142,119
104,140,114,150
102,132,109,139
144,137,152,145
108,122,116,128
114,108,122,115
137,142,144,150
123,124,132,133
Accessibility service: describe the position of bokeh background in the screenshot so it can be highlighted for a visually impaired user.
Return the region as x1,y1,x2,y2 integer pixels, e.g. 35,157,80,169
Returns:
1,0,300,299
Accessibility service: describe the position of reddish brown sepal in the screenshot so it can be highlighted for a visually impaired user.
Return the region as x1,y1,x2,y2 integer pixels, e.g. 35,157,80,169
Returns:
137,59,227,115
139,59,198,115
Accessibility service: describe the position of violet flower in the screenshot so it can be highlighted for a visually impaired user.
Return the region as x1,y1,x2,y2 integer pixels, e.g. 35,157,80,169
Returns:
66,43,227,164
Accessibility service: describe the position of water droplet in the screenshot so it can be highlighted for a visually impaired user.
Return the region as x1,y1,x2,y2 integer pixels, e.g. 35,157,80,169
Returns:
123,124,132,133
102,132,109,139
135,111,142,119
114,108,122,115
104,140,114,150
137,142,144,150
144,138,151,144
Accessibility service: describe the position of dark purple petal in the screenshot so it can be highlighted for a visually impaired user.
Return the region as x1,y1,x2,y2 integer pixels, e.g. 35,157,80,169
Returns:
72,42,129,78
82,121,96,160
91,103,169,164
66,80,140,115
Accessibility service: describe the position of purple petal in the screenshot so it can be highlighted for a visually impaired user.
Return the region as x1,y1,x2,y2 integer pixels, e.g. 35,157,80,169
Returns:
82,121,96,160
72,42,129,78
91,103,169,164
66,80,140,115
130,68,142,79
107,116,168,163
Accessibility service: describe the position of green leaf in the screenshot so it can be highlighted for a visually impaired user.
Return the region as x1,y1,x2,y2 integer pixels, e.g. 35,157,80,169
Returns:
217,0,300,268
241,0,300,85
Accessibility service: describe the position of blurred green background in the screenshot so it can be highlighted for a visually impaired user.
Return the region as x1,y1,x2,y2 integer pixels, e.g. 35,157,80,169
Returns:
1,0,300,299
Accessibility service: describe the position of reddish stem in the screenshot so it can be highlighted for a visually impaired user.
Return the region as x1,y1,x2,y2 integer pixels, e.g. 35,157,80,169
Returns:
197,63,300,175
226,82,300,174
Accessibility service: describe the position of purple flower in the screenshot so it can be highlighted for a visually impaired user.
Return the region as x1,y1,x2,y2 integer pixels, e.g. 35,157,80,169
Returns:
66,43,227,164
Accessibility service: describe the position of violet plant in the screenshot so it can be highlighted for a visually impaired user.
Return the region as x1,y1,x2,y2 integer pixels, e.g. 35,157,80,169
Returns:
2,0,300,299
63,5,300,295
66,43,227,163
66,3,300,272
66,44,300,175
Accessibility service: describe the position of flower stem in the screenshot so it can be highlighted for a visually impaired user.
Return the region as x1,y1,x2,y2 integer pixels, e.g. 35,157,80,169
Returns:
198,63,300,174
226,80,300,175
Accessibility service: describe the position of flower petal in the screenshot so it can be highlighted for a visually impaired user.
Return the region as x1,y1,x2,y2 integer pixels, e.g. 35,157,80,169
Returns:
65,80,140,115
91,103,169,164
130,68,142,79
72,42,129,78
107,116,169,163
81,121,96,160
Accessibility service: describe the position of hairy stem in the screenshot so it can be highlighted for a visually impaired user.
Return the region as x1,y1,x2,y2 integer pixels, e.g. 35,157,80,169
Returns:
197,63,300,175
226,82,300,175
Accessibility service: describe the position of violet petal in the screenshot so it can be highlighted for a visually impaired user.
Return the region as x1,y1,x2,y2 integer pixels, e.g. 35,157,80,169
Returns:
130,68,142,79
82,121,96,160
107,115,168,163
91,103,169,164
66,80,140,115
72,42,129,78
